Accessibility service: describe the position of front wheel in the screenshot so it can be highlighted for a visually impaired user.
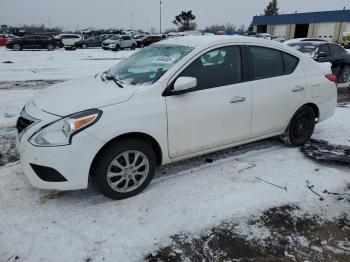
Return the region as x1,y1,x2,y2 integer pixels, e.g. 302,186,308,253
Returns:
47,44,55,51
113,45,120,51
131,44,136,50
94,139,157,200
13,44,22,51
281,106,316,147
82,43,87,49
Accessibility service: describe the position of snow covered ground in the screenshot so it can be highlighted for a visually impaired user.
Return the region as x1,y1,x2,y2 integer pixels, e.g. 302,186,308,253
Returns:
0,47,349,262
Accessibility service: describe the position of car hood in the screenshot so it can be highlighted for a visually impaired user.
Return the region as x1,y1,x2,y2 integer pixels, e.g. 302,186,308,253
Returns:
103,39,119,44
33,75,136,116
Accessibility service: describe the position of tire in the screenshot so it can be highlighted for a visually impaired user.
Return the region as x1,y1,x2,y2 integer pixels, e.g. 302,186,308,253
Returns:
47,44,55,51
82,43,87,49
13,44,22,51
94,139,157,200
280,106,316,147
338,65,350,89
140,43,145,48
131,44,136,50
113,45,120,51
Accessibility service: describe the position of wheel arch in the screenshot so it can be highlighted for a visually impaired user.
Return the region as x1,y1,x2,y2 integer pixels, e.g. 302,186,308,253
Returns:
89,132,163,177
302,103,320,121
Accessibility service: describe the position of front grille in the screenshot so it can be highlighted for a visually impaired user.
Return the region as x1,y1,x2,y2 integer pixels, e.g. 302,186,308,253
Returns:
16,116,34,134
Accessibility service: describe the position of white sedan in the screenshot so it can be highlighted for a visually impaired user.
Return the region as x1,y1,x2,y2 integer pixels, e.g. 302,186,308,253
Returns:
16,36,337,199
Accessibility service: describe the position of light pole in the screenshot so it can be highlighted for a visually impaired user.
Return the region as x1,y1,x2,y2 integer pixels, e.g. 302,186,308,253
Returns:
159,0,162,34
130,12,133,30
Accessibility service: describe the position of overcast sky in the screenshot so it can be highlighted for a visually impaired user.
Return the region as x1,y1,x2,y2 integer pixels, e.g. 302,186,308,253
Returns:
0,0,349,31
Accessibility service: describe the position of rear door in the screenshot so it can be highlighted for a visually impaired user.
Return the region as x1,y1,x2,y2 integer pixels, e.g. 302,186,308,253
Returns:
248,45,305,137
166,45,252,158
22,36,38,48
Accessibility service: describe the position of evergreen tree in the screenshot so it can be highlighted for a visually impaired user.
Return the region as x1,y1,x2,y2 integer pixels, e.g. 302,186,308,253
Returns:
173,10,196,31
264,0,279,16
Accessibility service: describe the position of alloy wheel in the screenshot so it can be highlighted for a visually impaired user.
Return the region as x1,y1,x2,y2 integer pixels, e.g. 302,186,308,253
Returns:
106,150,150,193
13,44,21,51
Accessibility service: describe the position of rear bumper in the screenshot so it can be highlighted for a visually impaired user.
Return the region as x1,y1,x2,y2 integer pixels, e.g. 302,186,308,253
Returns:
317,94,337,123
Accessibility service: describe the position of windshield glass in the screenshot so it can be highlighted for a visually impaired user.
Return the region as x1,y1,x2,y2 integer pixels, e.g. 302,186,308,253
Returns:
108,44,194,86
109,35,120,40
345,36,350,41
288,42,320,55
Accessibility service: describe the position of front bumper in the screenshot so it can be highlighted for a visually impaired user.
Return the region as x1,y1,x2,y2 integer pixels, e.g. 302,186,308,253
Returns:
17,102,105,190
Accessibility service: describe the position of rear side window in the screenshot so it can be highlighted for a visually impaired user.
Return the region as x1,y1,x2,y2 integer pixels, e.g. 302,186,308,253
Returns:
179,46,242,90
283,53,299,74
249,46,299,79
249,47,284,79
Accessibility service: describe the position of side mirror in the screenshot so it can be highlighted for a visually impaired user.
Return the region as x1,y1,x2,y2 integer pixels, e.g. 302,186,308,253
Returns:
173,77,197,93
318,51,327,58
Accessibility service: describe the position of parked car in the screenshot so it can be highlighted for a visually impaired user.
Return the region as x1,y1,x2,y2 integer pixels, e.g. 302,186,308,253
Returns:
75,36,105,48
287,41,350,89
16,36,337,199
6,34,61,51
55,34,83,50
132,34,145,40
102,35,137,51
257,33,272,40
136,35,162,48
272,36,285,43
0,34,17,46
283,38,328,46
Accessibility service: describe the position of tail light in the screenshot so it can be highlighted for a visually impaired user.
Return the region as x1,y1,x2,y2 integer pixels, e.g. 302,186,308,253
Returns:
325,74,337,85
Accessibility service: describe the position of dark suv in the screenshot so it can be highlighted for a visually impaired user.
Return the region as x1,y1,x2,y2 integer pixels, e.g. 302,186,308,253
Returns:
6,34,62,51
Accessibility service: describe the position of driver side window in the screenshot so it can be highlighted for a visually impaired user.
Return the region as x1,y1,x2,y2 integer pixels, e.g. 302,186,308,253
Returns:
178,46,242,91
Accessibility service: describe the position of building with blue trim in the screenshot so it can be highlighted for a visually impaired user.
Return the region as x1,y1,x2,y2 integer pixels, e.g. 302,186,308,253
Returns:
252,9,350,42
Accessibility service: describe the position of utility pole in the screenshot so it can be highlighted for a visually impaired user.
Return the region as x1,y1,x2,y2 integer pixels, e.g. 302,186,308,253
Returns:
160,0,162,34
130,12,133,30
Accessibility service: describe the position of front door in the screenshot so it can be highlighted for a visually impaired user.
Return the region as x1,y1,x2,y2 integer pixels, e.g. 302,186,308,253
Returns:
166,45,252,158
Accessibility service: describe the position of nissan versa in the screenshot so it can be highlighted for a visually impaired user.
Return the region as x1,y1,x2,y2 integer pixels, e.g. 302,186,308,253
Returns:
16,36,337,199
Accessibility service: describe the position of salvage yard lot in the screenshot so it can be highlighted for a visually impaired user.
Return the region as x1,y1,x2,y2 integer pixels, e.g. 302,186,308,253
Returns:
0,47,349,261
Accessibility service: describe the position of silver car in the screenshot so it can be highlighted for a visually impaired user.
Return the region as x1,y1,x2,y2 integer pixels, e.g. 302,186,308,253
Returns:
102,35,137,51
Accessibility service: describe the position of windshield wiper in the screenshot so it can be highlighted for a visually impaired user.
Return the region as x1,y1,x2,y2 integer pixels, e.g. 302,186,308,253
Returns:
105,74,125,88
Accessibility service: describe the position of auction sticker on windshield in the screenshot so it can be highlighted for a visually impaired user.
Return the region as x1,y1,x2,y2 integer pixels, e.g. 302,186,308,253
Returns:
152,56,176,64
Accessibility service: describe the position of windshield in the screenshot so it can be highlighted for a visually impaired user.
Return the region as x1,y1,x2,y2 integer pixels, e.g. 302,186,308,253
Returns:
108,44,194,86
345,36,350,41
109,35,120,40
288,42,320,55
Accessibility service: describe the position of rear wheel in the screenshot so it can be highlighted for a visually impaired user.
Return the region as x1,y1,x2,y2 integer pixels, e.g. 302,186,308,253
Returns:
140,43,145,48
82,43,87,49
113,45,120,51
94,139,157,200
13,44,22,51
281,106,316,147
47,44,55,51
131,44,136,50
338,65,350,90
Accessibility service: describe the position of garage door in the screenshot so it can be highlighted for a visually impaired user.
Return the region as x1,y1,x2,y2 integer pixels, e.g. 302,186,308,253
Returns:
317,22,336,41
273,25,286,37
345,22,350,33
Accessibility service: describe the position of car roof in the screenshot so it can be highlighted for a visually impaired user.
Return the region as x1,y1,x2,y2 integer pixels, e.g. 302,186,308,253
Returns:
158,35,284,48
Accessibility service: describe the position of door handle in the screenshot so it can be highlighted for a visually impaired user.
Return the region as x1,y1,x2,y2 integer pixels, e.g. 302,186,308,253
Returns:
230,96,246,103
292,86,305,92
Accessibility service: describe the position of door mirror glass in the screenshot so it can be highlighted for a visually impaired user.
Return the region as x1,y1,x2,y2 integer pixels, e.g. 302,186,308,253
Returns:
173,77,197,93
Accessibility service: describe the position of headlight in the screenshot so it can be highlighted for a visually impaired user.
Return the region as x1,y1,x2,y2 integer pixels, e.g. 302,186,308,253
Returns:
29,109,102,147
